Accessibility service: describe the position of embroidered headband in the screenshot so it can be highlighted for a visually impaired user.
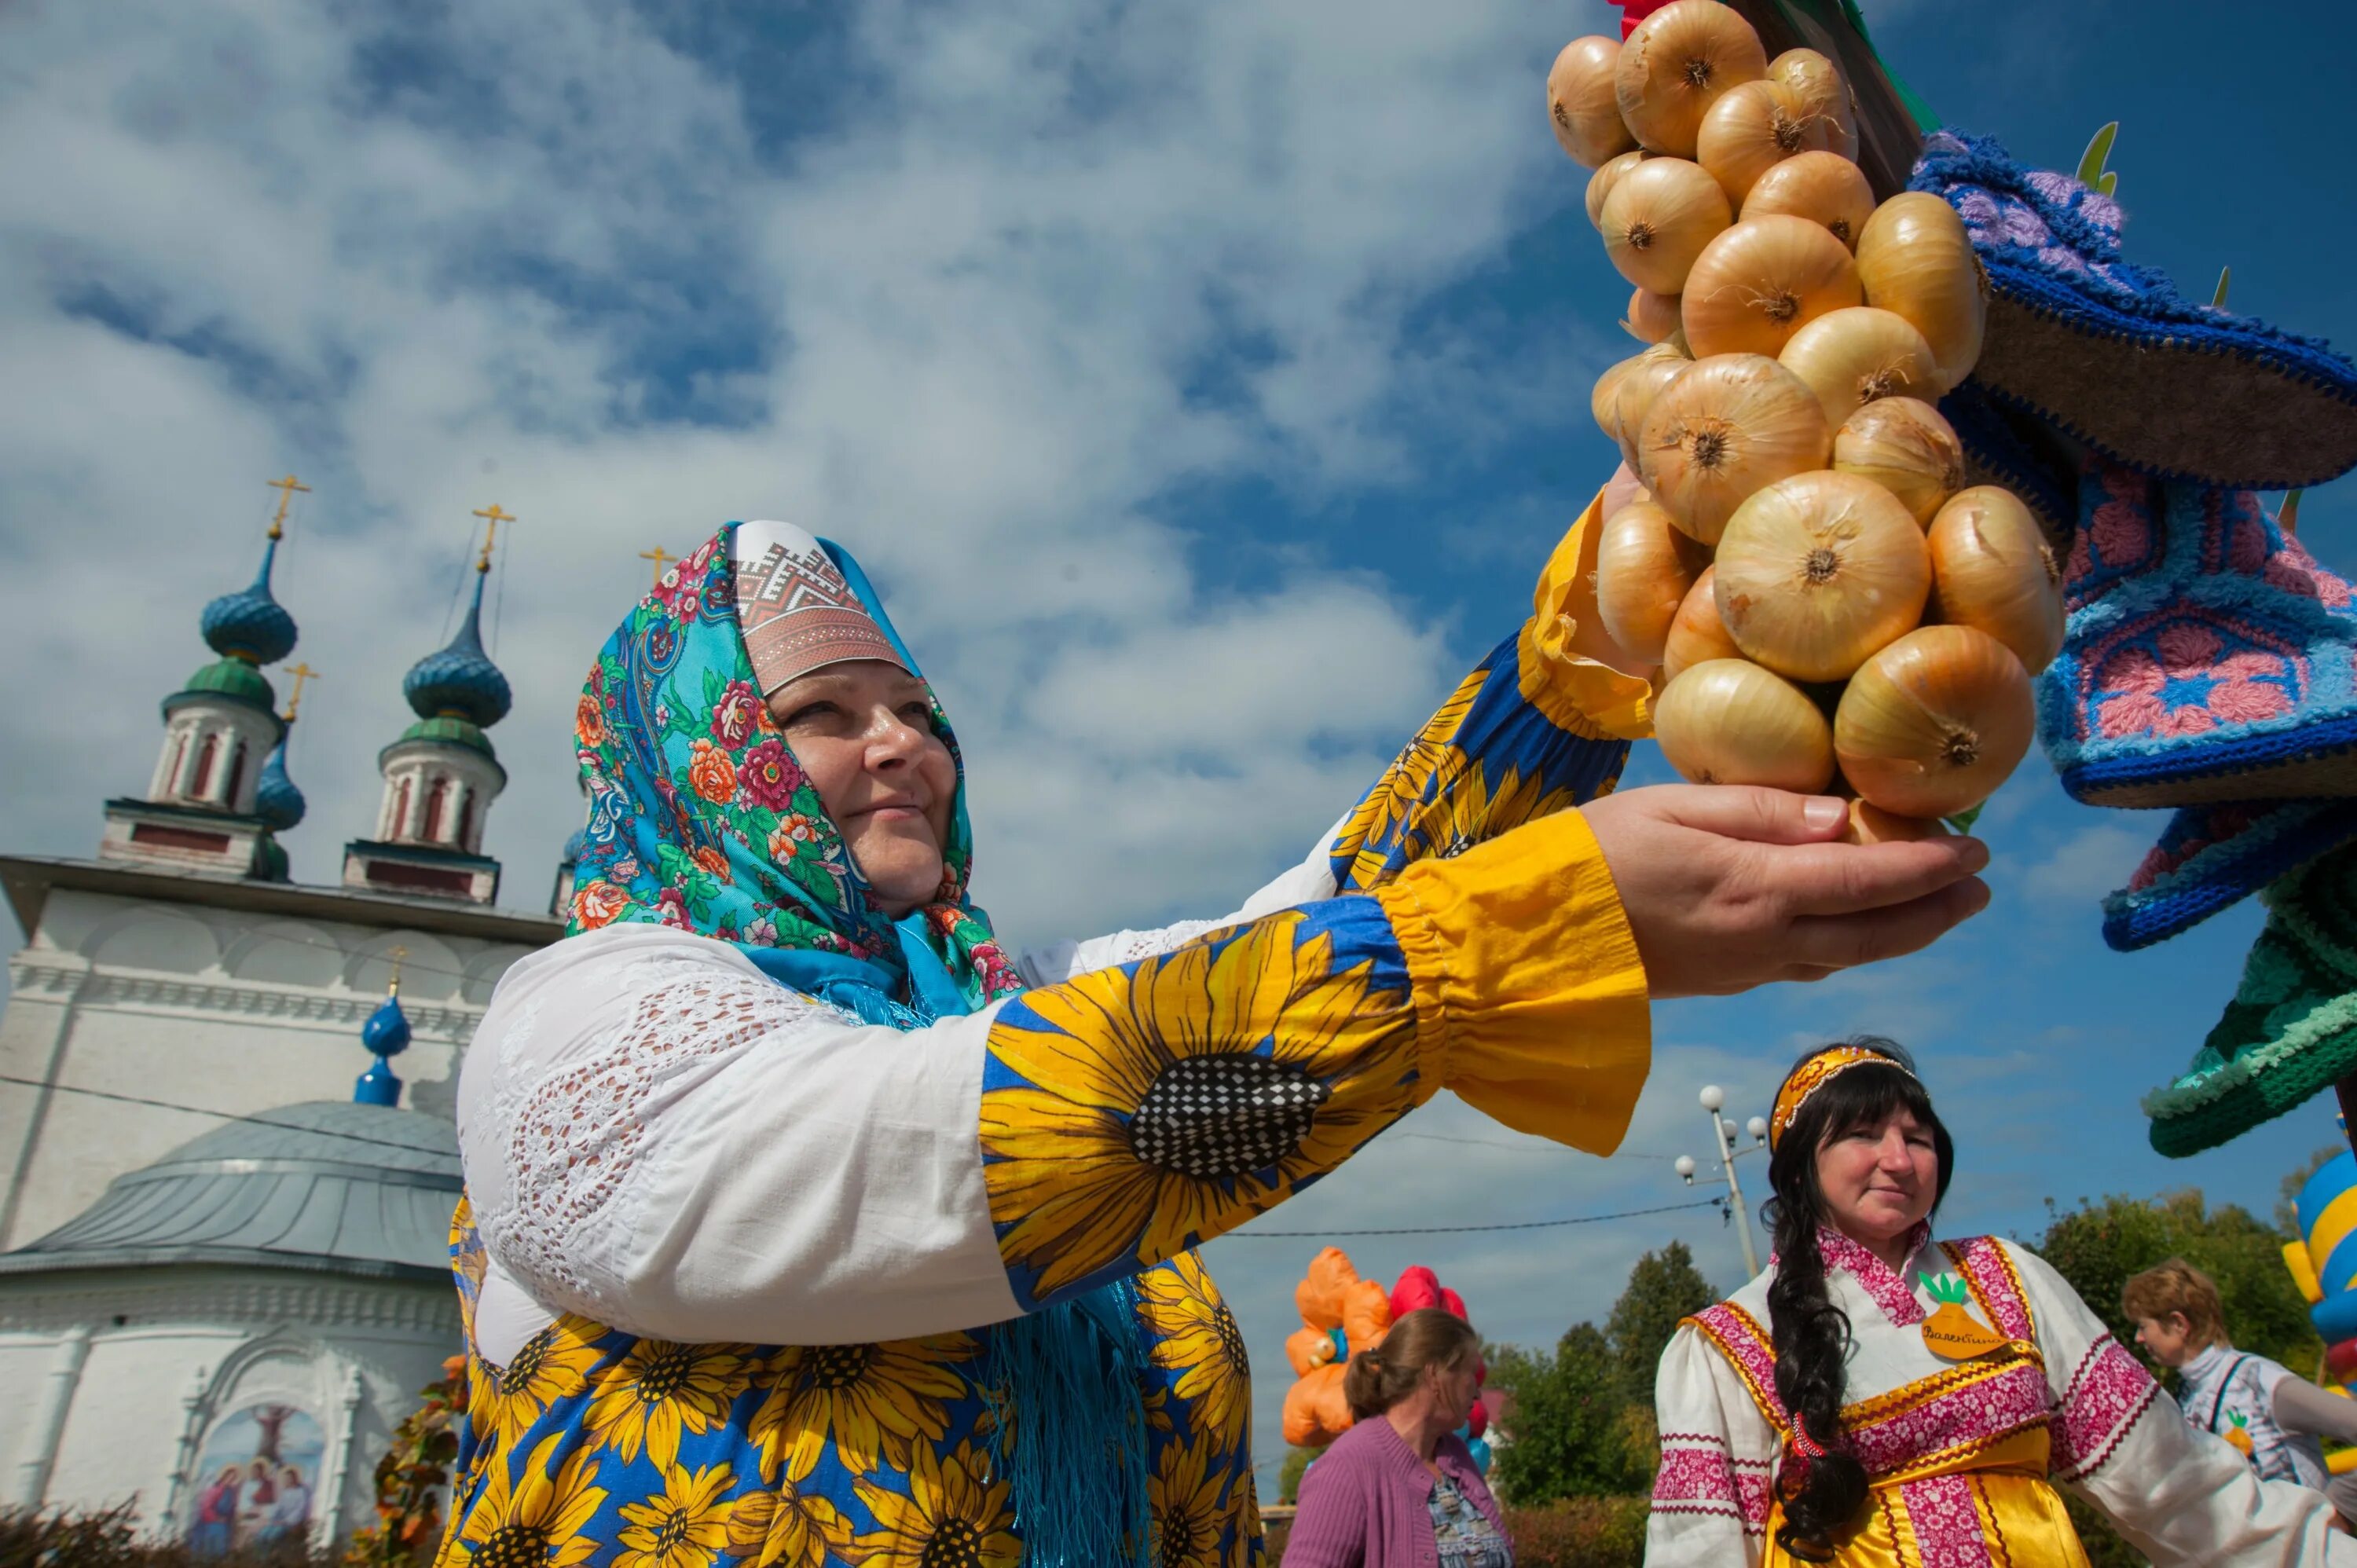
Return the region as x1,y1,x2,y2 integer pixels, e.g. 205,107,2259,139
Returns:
1769,1045,1919,1152
731,518,909,697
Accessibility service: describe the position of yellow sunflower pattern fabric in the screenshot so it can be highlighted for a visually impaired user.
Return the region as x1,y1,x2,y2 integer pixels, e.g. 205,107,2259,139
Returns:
440,1207,1263,1568
1330,487,1651,892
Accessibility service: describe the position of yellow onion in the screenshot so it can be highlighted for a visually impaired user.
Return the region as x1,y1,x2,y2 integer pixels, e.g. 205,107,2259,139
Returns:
1639,353,1829,544
1592,359,1635,449
1549,37,1637,167
1778,306,1937,428
1662,566,1745,681
1654,658,1836,791
1596,500,1706,665
1833,397,1963,526
1714,470,1930,681
1681,215,1861,359
1742,151,1874,249
1586,149,1648,229
1623,286,1684,343
1841,798,1951,844
1609,342,1693,470
1601,157,1732,294
1835,625,2033,817
1615,0,1769,158
1926,485,2066,674
1857,192,1986,392
1767,48,1858,160
1696,80,1830,203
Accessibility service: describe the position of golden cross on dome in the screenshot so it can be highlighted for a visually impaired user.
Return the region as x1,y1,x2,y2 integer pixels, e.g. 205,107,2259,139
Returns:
386,944,409,997
265,474,310,540
282,662,321,722
471,504,516,573
640,544,677,587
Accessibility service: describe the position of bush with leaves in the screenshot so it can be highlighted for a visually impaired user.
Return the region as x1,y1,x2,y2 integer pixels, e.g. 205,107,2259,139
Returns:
0,1504,325,1566
1489,1324,1653,1504
1603,1241,1715,1411
340,1355,467,1567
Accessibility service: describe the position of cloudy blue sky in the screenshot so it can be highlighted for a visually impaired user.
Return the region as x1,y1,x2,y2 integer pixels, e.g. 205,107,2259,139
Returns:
3,0,2355,1493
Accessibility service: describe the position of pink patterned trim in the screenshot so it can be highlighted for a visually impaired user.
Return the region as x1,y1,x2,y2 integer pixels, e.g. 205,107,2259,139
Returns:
1688,1304,1790,1433
1942,1237,2035,1342
1734,1464,1770,1533
1897,1473,1994,1567
1844,1361,2051,1477
1819,1225,1930,1325
2050,1335,2159,1482
1651,1436,1771,1534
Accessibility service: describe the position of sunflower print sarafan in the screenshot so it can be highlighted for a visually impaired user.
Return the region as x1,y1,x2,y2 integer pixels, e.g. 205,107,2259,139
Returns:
980,899,1423,1309
1138,1251,1252,1455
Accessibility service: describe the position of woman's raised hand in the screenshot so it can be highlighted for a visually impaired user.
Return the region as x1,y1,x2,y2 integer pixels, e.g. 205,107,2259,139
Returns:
1579,784,1990,998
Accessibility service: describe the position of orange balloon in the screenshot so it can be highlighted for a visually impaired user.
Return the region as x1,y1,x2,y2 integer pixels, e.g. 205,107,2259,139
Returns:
1281,1364,1356,1448
1297,1247,1362,1331
1286,1327,1338,1379
1341,1278,1392,1354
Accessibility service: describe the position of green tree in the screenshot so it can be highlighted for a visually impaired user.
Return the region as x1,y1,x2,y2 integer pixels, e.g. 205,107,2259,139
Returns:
1277,1442,1326,1504
1489,1323,1652,1505
1604,1240,1715,1409
2033,1190,2321,1380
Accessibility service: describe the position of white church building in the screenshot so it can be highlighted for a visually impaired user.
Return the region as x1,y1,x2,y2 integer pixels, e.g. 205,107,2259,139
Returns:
0,490,577,1551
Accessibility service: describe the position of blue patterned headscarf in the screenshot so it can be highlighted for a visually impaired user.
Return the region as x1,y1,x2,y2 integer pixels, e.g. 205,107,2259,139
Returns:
565,523,1025,1024
563,522,1148,1566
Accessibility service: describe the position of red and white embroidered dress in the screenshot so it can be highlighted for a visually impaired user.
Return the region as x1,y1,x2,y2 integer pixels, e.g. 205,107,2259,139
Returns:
1646,1229,2355,1566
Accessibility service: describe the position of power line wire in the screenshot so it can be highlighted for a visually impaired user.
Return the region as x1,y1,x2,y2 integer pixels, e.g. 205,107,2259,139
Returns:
0,1075,453,1160
1222,1196,1728,1239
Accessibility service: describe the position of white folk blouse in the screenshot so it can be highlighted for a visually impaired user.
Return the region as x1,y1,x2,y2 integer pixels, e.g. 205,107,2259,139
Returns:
1647,1229,2354,1567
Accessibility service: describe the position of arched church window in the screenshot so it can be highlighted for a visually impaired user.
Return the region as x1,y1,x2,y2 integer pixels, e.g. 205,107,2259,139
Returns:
423,779,453,844
162,731,188,796
191,735,220,799
225,740,247,808
390,776,412,838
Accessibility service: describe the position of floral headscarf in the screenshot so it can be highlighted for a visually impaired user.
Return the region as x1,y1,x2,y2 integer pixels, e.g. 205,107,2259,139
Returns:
566,522,1025,1024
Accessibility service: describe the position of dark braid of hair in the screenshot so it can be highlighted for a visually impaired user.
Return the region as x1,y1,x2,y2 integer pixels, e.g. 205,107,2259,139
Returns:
1760,1039,1952,1563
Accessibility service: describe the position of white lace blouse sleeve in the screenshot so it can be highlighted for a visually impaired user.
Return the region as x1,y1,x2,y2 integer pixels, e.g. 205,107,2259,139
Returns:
457,923,1021,1348
2008,1242,2357,1567
1646,1322,1773,1568
1015,811,1347,984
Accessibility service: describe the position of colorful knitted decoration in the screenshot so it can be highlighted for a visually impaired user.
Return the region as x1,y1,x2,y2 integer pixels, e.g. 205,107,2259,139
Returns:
2037,461,2357,808
1910,130,2357,492
2147,844,2357,1157
1937,377,2077,546
2103,800,2357,952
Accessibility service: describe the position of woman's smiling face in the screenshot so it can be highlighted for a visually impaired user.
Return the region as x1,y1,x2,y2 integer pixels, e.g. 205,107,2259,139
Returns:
766,660,957,918
1814,1108,1939,1249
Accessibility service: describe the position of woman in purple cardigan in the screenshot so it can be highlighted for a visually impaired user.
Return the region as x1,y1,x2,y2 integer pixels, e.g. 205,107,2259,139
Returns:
1288,1308,1513,1567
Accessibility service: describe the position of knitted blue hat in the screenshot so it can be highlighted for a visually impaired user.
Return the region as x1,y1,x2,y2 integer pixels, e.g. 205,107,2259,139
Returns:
2037,465,2357,808
2103,800,2357,952
1911,131,2357,492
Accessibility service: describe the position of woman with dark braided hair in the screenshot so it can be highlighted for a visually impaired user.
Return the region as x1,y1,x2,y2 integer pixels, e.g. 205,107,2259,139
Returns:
1647,1040,2354,1566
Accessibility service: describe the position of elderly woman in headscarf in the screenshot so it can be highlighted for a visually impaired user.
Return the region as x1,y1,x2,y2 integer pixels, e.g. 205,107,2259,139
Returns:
442,492,1989,1567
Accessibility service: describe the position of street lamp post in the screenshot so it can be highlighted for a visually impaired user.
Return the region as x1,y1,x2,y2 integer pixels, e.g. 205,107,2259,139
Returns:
1675,1085,1769,1278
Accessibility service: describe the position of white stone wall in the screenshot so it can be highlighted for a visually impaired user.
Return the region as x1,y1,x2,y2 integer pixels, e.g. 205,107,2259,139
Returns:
0,1267,460,1548
0,887,534,1248
152,699,282,816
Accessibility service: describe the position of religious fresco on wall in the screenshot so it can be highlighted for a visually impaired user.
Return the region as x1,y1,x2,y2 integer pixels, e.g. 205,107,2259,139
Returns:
186,1404,324,1555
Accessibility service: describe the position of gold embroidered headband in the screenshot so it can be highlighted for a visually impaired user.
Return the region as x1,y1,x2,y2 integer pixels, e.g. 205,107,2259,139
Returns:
1769,1045,1918,1151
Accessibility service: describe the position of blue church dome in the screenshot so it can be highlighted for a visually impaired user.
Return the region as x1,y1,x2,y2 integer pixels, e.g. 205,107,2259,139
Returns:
198,537,298,666
254,738,306,830
402,566,511,728
361,993,412,1057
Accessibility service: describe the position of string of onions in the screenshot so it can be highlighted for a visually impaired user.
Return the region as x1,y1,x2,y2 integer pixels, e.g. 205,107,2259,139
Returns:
1654,658,1836,792
1586,149,1649,229
1832,397,1964,526
1549,37,1637,167
1615,0,1768,158
1681,214,1861,359
1778,306,1938,429
1696,79,1828,204
1639,353,1829,544
1926,486,2066,674
1662,566,1746,681
1742,151,1874,250
1766,49,1858,162
1601,157,1732,295
1713,470,1930,683
1596,500,1707,665
1835,625,2034,818
1857,192,1987,393
1611,343,1694,471
1623,286,1684,344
